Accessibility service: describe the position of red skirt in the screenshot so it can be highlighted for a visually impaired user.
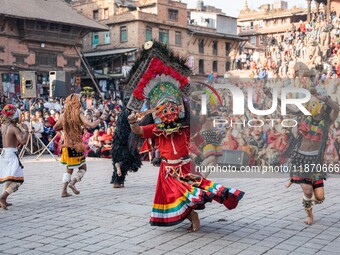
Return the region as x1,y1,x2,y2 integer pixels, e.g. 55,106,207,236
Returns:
150,161,245,226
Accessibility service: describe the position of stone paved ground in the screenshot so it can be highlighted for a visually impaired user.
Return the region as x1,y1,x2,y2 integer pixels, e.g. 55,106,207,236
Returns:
1,156,340,255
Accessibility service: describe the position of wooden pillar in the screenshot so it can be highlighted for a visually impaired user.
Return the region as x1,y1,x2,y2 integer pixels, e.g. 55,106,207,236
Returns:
315,1,320,14
307,0,312,22
327,0,331,20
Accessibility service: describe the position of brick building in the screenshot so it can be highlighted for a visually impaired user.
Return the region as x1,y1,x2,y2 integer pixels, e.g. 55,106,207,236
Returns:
0,0,107,97
70,0,245,86
238,1,307,53
187,3,244,77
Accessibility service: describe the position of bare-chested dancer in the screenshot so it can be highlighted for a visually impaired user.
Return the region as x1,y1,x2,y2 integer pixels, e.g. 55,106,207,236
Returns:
0,104,28,210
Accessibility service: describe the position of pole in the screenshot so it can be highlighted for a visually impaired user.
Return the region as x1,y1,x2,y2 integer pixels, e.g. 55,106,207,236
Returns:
307,0,312,23
74,46,104,99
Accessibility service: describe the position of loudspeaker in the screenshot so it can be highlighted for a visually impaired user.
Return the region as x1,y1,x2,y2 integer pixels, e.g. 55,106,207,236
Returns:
218,150,250,168
20,71,37,98
49,71,72,97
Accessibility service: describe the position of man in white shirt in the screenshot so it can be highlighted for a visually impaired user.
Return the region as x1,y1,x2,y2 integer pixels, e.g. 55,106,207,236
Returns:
253,50,260,64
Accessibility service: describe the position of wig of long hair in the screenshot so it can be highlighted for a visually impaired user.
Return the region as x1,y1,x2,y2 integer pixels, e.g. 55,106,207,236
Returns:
62,94,84,152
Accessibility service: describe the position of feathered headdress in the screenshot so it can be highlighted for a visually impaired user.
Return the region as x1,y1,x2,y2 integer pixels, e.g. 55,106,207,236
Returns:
125,41,191,113
0,104,19,123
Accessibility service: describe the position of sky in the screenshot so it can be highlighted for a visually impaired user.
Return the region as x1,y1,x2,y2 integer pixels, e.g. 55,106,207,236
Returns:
182,0,308,17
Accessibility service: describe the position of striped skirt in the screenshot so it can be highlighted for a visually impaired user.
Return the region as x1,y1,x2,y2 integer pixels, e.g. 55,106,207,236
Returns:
150,161,244,226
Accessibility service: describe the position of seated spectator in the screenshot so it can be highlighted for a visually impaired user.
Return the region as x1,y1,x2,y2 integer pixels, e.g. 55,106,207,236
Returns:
47,135,55,153
249,130,267,151
82,129,93,157
42,119,55,145
88,129,101,157
221,129,238,150
237,137,255,166
100,127,113,158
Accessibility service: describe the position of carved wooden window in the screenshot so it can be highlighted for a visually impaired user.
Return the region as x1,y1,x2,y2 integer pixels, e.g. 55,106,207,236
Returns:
36,52,57,67
199,39,204,54
168,9,178,21
93,10,99,20
36,21,48,30
65,58,77,68
213,41,218,55
13,54,26,65
213,61,218,72
49,23,60,31
199,59,204,74
226,42,231,56
61,25,71,33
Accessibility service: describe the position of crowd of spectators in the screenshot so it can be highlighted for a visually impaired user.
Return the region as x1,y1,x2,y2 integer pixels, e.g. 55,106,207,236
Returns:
0,94,124,158
192,77,340,168
232,11,340,81
197,11,340,167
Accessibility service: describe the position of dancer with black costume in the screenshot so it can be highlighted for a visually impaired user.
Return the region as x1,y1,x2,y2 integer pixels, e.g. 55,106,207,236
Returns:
110,98,142,188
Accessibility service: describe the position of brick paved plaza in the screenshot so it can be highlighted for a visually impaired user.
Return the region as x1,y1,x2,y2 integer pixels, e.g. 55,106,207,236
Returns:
1,156,340,255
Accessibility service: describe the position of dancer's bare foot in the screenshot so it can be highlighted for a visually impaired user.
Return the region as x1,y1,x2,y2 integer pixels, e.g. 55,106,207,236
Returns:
0,198,8,210
187,211,200,232
187,213,193,232
68,183,80,195
285,181,292,188
115,163,122,177
113,183,122,188
304,208,313,225
61,192,72,198
304,216,313,225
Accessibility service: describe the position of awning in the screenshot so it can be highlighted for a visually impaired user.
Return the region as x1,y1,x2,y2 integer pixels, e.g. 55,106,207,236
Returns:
83,48,137,58
82,73,123,79
244,42,257,49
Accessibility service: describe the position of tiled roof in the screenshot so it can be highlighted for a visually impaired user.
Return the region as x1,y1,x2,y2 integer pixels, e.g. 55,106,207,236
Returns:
0,0,108,31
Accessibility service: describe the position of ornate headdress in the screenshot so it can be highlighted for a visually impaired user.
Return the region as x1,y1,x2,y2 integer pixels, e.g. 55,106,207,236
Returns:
0,104,19,123
125,41,191,117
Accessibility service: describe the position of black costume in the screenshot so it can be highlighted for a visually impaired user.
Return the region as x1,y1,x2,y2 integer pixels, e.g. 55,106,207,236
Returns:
110,107,141,186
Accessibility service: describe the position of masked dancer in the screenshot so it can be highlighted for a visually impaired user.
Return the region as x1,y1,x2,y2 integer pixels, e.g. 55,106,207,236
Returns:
126,42,244,232
286,89,339,225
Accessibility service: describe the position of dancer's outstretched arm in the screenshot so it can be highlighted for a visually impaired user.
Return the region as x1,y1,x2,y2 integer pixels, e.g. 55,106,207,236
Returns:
53,115,63,131
80,114,104,129
128,112,143,135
